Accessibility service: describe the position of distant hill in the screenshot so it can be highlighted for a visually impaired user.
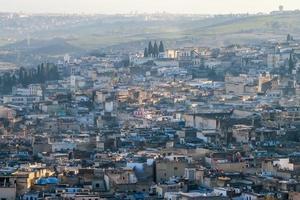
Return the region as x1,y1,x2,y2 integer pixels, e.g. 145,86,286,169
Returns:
67,12,300,49
1,12,300,51
2,38,83,55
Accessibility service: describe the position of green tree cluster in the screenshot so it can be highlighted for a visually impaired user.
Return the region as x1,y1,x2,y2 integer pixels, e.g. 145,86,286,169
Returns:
287,34,294,41
288,53,295,74
144,41,165,58
0,63,60,94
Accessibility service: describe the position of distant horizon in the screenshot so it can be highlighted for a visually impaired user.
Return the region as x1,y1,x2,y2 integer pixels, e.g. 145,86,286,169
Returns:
1,10,299,16
1,9,300,17
0,0,299,15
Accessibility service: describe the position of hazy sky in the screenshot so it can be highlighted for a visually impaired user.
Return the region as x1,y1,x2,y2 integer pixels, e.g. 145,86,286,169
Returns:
0,0,299,14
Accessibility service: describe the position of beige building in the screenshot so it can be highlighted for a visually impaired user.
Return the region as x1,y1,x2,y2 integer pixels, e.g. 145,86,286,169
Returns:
289,192,300,200
225,75,248,95
104,168,138,193
184,168,204,185
267,54,281,68
232,124,254,143
156,182,185,198
155,159,189,183
13,165,54,196
0,106,16,120
0,176,16,200
184,114,218,130
74,195,101,200
258,73,278,93
165,49,179,59
205,153,246,173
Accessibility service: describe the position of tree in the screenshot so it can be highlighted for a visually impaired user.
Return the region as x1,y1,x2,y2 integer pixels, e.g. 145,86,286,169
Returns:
37,65,42,83
0,62,62,95
159,41,164,52
52,65,59,80
45,63,50,80
47,64,59,80
2,72,13,94
40,63,45,83
153,41,159,57
18,67,26,86
11,74,17,86
211,48,220,58
287,34,291,41
208,69,218,80
144,47,148,57
200,57,205,68
288,53,295,74
148,41,153,57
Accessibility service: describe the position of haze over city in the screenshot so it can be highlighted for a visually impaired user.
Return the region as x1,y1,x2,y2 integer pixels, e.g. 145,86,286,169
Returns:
1,0,300,14
2,1,300,200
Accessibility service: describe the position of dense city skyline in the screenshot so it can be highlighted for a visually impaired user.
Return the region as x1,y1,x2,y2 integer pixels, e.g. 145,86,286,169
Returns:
0,0,300,14
1,1,300,199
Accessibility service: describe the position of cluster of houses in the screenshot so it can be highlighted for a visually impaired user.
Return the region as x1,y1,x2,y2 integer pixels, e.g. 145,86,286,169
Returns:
1,36,300,199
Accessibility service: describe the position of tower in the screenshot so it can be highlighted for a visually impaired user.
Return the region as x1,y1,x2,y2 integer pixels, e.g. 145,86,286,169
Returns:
279,5,284,12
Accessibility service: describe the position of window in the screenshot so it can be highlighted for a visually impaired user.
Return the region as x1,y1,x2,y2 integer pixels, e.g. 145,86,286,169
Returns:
95,183,100,188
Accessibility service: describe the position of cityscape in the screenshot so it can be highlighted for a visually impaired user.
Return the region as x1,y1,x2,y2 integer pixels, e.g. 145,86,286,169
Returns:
1,1,300,200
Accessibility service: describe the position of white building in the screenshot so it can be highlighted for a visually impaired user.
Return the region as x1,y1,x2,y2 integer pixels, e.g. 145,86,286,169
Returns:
267,54,281,68
3,96,41,105
51,142,76,152
12,84,43,97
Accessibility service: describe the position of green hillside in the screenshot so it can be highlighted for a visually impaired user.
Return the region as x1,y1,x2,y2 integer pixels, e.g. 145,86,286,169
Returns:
1,12,300,50
69,13,300,49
